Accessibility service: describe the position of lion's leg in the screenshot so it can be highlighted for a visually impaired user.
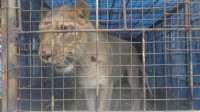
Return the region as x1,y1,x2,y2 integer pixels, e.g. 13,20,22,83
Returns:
127,66,143,111
84,89,96,111
98,83,113,111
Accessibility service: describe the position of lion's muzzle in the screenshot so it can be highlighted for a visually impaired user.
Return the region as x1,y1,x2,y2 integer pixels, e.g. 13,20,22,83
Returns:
40,51,52,60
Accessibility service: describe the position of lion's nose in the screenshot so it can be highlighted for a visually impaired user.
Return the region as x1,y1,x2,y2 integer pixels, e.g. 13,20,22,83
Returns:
41,51,52,59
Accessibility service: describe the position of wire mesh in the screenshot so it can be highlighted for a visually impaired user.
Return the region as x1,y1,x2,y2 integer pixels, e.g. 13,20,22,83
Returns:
1,0,200,111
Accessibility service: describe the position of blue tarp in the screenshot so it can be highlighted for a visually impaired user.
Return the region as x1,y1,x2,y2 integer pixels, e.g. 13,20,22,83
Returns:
14,0,200,110
44,0,177,30
42,1,200,109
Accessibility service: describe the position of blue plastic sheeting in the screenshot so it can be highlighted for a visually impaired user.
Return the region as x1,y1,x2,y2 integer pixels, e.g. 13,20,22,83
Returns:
43,0,179,30
18,0,42,110
38,1,199,109
16,0,200,110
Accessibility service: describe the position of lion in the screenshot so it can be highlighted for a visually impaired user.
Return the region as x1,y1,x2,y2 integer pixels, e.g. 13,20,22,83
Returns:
39,2,143,111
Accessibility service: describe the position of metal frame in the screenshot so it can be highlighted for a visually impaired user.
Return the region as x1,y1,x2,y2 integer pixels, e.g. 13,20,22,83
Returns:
1,0,18,111
1,0,200,111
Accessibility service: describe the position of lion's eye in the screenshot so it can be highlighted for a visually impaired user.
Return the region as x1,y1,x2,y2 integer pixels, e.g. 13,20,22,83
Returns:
39,21,51,30
60,25,68,30
43,22,50,26
60,24,75,30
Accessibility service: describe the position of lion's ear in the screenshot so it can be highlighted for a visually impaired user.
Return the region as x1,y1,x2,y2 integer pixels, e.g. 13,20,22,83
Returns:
71,2,90,19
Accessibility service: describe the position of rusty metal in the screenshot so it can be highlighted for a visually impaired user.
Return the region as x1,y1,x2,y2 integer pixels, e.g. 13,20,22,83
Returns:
2,0,200,111
184,0,194,110
2,0,18,112
142,31,147,111
164,1,168,109
95,0,100,104
122,0,127,31
1,0,9,111
13,27,200,34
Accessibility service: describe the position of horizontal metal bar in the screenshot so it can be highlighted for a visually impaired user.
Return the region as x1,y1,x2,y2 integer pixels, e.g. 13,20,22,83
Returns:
16,27,200,34
17,86,200,90
16,110,199,112
17,98,200,101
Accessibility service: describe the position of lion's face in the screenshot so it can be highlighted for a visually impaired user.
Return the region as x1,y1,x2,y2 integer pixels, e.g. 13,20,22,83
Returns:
38,2,90,67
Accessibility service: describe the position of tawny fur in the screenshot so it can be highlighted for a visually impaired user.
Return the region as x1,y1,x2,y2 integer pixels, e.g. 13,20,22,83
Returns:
39,2,143,111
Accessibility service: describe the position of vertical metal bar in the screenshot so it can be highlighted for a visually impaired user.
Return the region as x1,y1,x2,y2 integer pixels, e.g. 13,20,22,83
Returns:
163,1,168,110
130,33,133,111
73,3,77,110
188,23,193,110
152,1,156,110
184,0,193,109
1,0,8,111
122,0,127,31
176,0,180,109
95,0,99,111
142,31,146,111
153,32,156,110
95,0,99,33
2,0,18,112
40,1,44,111
142,0,146,111
51,0,55,111
29,0,32,110
17,0,22,31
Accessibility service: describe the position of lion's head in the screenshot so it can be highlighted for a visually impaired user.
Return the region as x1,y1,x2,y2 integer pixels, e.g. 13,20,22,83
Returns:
38,2,90,72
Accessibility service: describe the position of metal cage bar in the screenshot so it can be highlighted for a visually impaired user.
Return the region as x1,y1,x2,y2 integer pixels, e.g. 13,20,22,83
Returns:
1,0,200,111
1,0,18,111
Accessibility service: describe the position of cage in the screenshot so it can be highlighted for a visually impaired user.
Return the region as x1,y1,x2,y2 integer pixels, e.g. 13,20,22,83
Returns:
1,0,200,111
